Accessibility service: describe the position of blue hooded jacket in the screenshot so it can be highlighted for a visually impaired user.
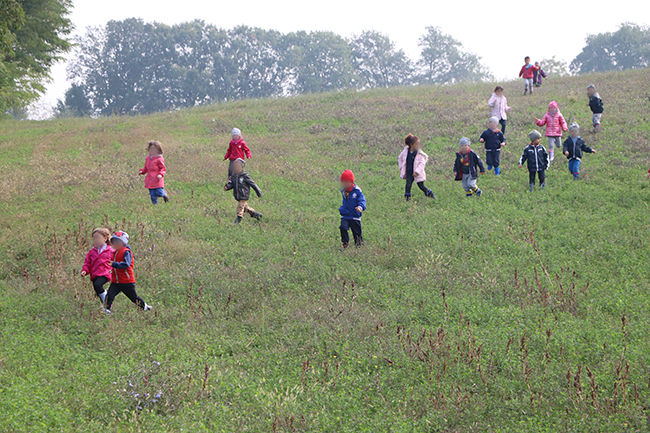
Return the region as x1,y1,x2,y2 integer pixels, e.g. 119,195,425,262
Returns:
339,185,366,220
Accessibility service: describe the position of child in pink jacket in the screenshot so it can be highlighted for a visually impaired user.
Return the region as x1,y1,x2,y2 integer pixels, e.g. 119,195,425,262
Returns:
139,140,169,204
81,228,115,306
398,134,435,201
535,101,568,162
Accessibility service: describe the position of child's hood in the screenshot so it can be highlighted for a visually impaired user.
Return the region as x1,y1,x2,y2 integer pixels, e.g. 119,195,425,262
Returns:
547,101,560,115
230,138,245,146
591,92,601,99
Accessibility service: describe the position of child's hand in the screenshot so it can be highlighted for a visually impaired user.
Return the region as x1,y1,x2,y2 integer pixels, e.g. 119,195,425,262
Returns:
138,170,144,175
534,117,540,122
564,151,569,156
501,142,505,147
519,164,523,168
157,174,162,179
80,270,87,277
507,107,512,111
479,138,484,143
646,173,650,179
355,206,363,213
224,185,228,191
413,172,419,177
479,172,485,175
108,261,114,267
592,149,596,154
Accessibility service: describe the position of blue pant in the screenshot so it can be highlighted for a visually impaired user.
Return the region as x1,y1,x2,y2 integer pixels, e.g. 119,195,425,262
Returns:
568,159,581,176
149,188,167,204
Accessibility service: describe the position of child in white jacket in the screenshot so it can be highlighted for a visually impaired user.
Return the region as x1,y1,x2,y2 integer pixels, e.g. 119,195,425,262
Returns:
398,134,435,201
487,86,512,134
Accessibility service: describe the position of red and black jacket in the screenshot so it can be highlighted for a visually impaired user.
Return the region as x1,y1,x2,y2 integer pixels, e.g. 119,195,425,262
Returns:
111,246,135,284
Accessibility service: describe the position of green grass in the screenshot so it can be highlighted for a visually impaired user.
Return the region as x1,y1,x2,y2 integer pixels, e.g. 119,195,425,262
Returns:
1,69,650,432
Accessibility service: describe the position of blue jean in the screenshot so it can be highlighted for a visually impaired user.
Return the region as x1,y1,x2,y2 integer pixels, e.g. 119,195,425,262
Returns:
149,188,166,204
568,159,581,175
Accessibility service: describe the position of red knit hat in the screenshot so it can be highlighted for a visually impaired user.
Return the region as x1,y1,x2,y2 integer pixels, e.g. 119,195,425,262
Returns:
340,169,355,183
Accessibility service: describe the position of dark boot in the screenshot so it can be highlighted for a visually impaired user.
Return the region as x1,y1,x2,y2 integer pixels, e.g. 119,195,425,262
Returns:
251,211,263,220
340,242,349,251
163,194,169,203
425,190,436,199
405,194,411,202
234,216,242,225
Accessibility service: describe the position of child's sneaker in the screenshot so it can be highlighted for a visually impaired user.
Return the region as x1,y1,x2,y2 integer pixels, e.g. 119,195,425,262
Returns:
251,211,263,220
465,192,473,198
549,150,555,161
340,243,349,250
102,308,111,315
163,194,169,203
144,304,153,311
475,189,482,197
234,216,242,225
405,194,411,202
494,167,501,176
425,190,435,199
529,184,534,192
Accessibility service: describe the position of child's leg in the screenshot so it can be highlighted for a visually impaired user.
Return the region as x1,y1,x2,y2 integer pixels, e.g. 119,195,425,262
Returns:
494,151,501,175
404,177,414,198
499,119,507,134
149,189,159,204
120,284,146,309
485,151,493,170
416,181,434,197
538,170,546,186
350,220,363,246
465,177,480,196
236,200,248,217
462,175,472,197
92,276,109,303
228,160,235,177
339,218,350,245
105,283,122,310
528,79,534,94
593,113,601,131
529,171,536,188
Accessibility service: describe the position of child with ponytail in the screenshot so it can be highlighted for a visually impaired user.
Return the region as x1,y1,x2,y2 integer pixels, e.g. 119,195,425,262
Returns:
398,134,435,201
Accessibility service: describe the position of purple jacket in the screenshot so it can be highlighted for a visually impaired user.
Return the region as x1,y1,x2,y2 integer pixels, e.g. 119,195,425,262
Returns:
533,68,547,85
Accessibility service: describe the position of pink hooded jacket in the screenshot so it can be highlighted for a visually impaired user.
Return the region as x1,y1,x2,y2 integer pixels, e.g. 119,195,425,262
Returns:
140,155,166,189
82,244,115,281
535,101,568,137
398,147,428,182
488,93,511,120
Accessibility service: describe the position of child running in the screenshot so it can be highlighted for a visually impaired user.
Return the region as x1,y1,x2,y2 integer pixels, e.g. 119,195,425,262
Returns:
487,86,511,134
519,56,539,95
519,130,549,191
398,134,435,201
479,117,506,175
533,62,547,87
535,101,568,162
339,169,366,249
81,228,115,306
224,128,252,176
453,137,485,197
106,231,152,314
224,158,263,225
563,122,596,180
587,84,604,132
139,140,169,204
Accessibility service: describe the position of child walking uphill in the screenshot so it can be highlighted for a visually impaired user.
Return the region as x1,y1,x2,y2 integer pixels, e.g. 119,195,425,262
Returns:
587,84,604,132
224,158,263,225
563,122,596,180
339,169,366,249
535,101,568,162
519,130,549,191
106,231,152,314
224,128,252,177
398,134,435,201
139,140,169,204
81,228,115,306
453,137,485,197
519,56,539,95
533,62,547,87
479,117,506,175
487,86,511,134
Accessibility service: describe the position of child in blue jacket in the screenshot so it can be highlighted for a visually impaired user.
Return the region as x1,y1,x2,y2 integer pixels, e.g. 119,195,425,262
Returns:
339,169,366,249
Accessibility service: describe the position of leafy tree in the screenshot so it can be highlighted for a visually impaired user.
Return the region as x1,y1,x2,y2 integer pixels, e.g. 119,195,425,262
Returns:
351,31,413,88
539,56,570,77
0,0,72,111
571,23,650,74
417,26,490,84
54,84,92,117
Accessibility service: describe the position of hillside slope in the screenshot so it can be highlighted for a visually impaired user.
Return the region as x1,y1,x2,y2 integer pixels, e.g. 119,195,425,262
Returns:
1,69,650,432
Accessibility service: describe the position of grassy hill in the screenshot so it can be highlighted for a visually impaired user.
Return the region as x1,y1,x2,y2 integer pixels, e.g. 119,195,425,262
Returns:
1,69,650,432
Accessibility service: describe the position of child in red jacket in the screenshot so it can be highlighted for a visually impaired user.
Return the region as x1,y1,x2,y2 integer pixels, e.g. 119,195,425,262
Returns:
224,128,252,177
519,56,539,96
81,228,114,306
139,140,169,204
105,231,152,314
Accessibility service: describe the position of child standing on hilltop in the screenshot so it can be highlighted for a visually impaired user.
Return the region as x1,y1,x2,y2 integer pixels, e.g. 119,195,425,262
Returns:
224,128,252,177
479,117,506,175
563,122,596,180
587,84,604,132
398,134,435,201
339,169,366,249
519,56,539,95
81,228,115,306
519,130,549,191
535,101,568,162
106,231,152,314
224,158,263,225
488,86,511,134
139,140,169,204
533,62,547,87
453,137,485,197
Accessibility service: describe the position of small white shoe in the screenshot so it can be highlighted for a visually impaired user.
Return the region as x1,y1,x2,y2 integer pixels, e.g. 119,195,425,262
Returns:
143,304,153,311
102,308,111,315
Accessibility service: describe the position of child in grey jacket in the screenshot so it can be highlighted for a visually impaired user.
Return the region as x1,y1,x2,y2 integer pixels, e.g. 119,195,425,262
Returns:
225,158,263,225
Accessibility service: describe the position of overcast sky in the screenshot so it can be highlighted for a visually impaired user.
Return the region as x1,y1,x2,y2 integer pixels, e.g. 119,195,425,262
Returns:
34,0,648,116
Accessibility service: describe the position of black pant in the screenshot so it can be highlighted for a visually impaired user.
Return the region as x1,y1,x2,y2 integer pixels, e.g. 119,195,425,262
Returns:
106,283,146,310
340,218,363,246
92,276,109,296
405,177,430,196
529,170,546,186
485,150,500,168
499,119,507,134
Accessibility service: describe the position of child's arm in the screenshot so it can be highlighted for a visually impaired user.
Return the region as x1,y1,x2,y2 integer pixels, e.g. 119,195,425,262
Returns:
356,190,367,213
582,143,595,154
242,142,252,159
476,155,485,174
487,95,496,107
518,149,527,168
559,114,568,132
543,149,550,170
81,251,92,276
224,178,233,191
139,159,148,175
157,159,166,179
224,144,232,161
534,115,547,126
540,69,547,78
519,66,525,77
246,175,262,197
111,250,132,269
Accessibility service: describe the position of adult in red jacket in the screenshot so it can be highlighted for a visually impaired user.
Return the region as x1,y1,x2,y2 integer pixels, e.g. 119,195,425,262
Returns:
519,56,539,95
224,128,252,177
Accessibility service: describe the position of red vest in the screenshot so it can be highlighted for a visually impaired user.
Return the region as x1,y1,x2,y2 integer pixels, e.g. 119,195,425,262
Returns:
112,247,135,284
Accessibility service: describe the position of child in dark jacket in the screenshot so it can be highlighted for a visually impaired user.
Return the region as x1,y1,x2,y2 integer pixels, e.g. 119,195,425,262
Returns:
533,62,547,87
453,137,485,197
224,128,252,176
587,84,604,132
81,228,115,306
479,117,506,175
339,169,366,249
519,130,549,191
224,158,263,225
106,231,152,314
563,123,596,180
